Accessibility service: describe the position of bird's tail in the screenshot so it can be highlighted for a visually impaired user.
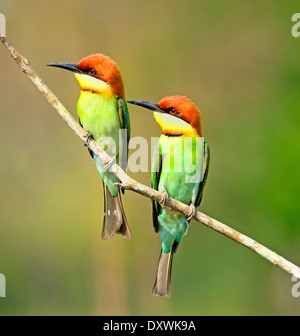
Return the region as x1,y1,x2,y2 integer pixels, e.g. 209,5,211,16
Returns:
152,248,174,297
102,184,132,240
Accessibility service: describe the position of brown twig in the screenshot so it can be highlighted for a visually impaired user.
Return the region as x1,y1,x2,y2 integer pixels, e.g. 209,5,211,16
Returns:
2,36,300,279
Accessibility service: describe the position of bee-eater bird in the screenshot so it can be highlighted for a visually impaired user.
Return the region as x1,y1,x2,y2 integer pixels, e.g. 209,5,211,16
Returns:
128,96,210,297
48,54,131,240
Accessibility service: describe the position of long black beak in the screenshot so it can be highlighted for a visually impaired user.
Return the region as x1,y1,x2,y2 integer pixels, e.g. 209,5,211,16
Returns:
127,100,164,113
47,63,84,74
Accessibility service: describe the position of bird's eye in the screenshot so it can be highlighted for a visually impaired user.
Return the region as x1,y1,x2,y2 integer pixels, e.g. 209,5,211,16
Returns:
88,69,96,75
170,108,178,115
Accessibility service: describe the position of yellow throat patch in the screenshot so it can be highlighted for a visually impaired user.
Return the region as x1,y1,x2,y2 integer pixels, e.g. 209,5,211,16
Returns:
153,112,199,137
75,73,114,97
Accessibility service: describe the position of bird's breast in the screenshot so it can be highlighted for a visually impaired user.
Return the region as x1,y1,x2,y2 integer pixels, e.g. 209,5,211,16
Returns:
77,91,120,142
158,135,204,204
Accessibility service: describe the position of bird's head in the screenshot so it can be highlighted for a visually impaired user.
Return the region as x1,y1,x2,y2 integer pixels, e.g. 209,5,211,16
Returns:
128,96,202,137
48,53,124,98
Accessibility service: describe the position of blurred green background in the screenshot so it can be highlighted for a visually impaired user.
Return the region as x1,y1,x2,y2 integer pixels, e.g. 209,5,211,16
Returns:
0,0,300,316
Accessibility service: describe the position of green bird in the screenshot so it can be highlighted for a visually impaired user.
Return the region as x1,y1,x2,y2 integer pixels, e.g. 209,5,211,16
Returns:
128,96,210,297
48,54,131,240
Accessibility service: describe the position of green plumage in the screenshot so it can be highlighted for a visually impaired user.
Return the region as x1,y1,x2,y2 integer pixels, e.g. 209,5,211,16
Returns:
77,91,131,239
77,91,130,195
152,135,209,252
151,134,210,295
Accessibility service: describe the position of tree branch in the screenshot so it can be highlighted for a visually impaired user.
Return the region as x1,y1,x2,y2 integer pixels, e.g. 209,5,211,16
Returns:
2,36,300,279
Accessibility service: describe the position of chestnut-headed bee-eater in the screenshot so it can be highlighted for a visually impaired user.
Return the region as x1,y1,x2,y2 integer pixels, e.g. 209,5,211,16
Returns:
48,54,131,240
128,96,210,297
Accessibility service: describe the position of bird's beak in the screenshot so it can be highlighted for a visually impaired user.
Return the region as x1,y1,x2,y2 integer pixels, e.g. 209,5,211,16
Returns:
47,63,83,74
127,100,164,113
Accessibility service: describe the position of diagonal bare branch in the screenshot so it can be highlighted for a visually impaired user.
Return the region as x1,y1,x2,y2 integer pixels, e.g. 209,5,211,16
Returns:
2,36,300,280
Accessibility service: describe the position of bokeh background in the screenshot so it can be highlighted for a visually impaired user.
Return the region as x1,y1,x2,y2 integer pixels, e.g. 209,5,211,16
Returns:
0,0,300,316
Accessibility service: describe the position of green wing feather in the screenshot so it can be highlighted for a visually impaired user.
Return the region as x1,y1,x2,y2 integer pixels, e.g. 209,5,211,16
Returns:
117,97,131,141
194,141,210,207
117,97,131,172
151,140,162,233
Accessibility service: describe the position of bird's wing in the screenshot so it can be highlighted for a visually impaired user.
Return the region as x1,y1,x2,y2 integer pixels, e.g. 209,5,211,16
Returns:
194,141,210,207
151,140,162,233
117,97,131,172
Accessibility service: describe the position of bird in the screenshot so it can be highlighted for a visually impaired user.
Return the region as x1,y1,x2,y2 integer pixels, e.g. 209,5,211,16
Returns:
128,96,210,297
48,54,131,240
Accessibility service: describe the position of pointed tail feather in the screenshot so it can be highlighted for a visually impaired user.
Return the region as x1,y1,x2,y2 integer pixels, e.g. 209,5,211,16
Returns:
102,184,132,240
116,191,132,239
152,250,173,297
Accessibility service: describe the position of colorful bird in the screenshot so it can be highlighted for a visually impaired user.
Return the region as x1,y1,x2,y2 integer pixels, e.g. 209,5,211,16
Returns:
48,54,131,240
128,96,210,296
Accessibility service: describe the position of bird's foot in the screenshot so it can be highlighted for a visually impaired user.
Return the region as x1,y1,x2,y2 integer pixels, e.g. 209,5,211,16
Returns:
104,155,117,172
114,181,130,190
187,204,196,221
84,132,92,147
160,191,169,205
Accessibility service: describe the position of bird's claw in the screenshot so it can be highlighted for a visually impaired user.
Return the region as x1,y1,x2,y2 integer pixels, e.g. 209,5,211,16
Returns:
160,191,169,205
187,204,196,221
84,132,92,147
